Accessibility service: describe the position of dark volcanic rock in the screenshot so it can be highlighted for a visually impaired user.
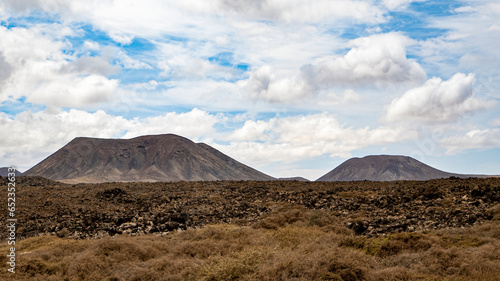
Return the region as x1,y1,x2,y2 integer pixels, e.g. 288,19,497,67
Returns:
317,155,466,181
23,134,275,183
2,177,499,239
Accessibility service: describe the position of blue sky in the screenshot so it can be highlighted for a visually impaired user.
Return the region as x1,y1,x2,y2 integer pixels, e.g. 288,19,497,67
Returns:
1,0,499,180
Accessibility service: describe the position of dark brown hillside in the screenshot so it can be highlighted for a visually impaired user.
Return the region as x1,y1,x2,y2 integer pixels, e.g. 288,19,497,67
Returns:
23,134,275,183
317,155,466,181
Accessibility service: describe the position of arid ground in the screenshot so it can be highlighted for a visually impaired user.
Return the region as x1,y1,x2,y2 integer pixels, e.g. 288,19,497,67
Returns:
1,177,499,280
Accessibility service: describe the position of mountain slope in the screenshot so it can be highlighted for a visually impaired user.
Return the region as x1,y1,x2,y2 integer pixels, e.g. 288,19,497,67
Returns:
278,177,310,182
317,155,465,181
0,167,22,177
23,134,275,183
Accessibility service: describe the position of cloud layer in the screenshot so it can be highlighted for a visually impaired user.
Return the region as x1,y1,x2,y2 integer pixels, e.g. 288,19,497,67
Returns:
219,112,417,165
1,0,500,178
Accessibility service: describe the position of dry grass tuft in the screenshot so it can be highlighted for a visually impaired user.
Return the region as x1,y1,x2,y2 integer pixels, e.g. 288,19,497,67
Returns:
1,204,499,280
488,204,500,221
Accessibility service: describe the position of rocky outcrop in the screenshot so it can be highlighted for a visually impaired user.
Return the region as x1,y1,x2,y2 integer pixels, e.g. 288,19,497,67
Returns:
1,177,499,239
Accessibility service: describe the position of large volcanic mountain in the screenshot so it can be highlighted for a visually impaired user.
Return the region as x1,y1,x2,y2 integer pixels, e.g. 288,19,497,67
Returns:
317,155,467,181
23,134,275,183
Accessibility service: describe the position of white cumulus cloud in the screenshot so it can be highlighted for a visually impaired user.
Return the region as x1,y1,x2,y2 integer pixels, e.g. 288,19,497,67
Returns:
301,32,426,87
26,74,119,107
385,73,492,124
0,24,121,108
238,65,313,103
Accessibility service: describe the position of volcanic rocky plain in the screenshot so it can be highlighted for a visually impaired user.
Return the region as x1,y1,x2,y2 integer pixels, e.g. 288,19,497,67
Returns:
2,176,500,239
1,176,500,280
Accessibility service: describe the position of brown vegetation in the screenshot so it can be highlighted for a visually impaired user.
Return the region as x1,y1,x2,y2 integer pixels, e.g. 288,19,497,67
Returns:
0,205,499,280
0,177,499,280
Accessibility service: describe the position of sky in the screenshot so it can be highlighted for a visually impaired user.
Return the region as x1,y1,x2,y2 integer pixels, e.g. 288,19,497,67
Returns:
0,0,499,180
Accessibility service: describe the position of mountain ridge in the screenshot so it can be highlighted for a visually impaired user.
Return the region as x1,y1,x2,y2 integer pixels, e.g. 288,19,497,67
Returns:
316,155,472,181
23,134,275,183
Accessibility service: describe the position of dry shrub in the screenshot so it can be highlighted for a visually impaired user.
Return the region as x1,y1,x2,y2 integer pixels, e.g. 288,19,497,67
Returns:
377,233,434,257
254,242,374,281
253,204,308,229
147,257,199,280
306,209,339,228
172,239,233,259
253,203,346,234
194,248,266,280
439,235,483,248
1,220,499,281
14,235,79,253
369,267,414,281
438,222,500,240
326,260,365,281
128,267,160,281
18,258,61,277
171,224,261,259
419,246,500,280
340,232,434,258
93,237,160,261
487,204,500,221
180,224,255,242
475,222,500,239
381,252,427,276
268,225,324,249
